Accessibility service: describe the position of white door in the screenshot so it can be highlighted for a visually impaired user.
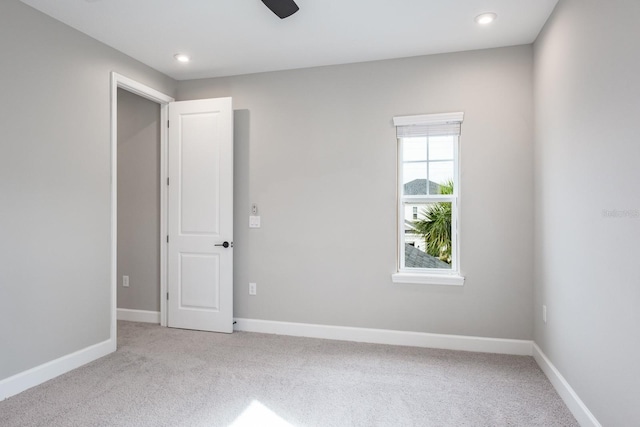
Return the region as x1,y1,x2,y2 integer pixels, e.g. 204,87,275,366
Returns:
167,98,233,333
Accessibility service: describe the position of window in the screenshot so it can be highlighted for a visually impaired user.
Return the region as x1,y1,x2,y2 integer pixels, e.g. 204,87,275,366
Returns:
392,113,464,286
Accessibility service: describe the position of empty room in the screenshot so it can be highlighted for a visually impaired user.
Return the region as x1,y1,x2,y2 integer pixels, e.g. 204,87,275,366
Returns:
0,0,638,426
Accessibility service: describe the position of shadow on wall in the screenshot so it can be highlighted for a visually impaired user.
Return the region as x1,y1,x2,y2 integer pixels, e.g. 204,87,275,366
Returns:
233,109,251,316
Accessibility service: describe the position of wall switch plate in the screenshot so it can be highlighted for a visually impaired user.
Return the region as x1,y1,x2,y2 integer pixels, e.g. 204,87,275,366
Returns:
249,282,257,295
542,305,547,324
123,275,130,288
249,216,261,228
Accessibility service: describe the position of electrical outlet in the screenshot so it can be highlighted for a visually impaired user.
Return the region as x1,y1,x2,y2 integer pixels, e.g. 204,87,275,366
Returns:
249,282,257,295
542,305,547,324
123,275,130,288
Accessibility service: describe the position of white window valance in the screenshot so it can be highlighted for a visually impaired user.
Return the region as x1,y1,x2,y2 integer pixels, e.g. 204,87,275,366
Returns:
393,112,464,138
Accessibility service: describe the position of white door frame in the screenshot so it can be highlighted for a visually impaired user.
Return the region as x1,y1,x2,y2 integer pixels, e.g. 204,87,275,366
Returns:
110,72,174,349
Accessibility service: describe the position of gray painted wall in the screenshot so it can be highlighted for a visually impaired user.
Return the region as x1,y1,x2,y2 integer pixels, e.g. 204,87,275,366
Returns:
117,89,161,313
534,0,640,425
0,0,175,380
178,45,535,339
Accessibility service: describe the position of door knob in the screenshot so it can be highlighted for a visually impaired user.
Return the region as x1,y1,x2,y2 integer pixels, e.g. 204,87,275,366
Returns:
215,241,232,248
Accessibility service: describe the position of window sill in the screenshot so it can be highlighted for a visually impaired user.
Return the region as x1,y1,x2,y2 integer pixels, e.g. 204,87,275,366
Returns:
391,272,465,286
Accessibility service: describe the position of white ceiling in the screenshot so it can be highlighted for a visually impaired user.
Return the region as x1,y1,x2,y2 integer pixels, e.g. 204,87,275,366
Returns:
21,0,558,81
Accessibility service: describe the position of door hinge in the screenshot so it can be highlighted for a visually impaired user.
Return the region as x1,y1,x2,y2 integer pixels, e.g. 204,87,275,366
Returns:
166,292,169,300
167,120,170,128
167,235,169,243
167,177,170,186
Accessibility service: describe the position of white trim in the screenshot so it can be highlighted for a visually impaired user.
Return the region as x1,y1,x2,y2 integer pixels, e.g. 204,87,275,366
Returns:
533,343,601,427
109,73,118,353
234,318,532,356
391,272,465,285
159,103,169,328
112,73,174,105
110,72,175,344
0,339,112,401
393,112,464,126
117,308,161,324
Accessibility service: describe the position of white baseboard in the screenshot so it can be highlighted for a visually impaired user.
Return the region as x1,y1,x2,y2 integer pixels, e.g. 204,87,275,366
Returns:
117,308,160,324
233,318,533,356
0,339,113,401
533,343,601,427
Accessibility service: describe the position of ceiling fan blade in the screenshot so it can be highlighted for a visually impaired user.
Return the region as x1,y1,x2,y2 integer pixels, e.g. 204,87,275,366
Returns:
261,0,299,19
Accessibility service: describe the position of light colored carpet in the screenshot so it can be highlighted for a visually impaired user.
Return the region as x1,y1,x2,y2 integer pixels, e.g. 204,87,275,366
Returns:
0,321,577,426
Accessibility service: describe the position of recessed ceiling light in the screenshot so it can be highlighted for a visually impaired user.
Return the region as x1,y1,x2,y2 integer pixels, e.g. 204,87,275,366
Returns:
174,53,191,63
475,13,497,25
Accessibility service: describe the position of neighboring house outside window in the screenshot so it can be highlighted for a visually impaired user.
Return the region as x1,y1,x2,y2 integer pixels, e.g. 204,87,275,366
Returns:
392,113,465,286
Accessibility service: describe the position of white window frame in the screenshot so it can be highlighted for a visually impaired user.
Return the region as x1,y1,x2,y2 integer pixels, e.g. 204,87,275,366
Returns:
391,112,465,286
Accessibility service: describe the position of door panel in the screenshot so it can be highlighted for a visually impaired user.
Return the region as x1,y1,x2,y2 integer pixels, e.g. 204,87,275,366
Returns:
167,98,233,333
179,112,221,235
179,253,220,310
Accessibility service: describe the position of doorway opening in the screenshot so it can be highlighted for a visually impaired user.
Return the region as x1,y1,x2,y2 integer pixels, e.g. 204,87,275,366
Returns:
117,89,161,323
110,73,174,349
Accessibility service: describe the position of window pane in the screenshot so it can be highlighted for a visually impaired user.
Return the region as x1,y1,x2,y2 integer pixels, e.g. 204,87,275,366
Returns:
428,136,454,161
428,161,454,193
403,137,427,161
403,162,427,195
403,202,452,269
